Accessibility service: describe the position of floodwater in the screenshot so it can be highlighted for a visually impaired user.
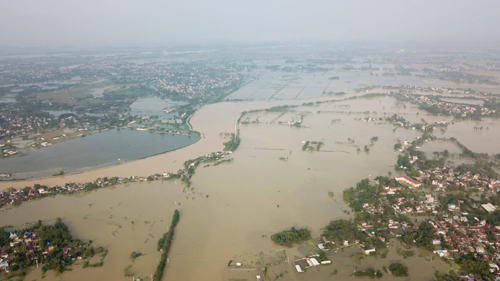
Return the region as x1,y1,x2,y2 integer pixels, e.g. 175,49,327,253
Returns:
417,140,462,158
0,93,16,103
0,96,456,281
129,97,184,119
0,129,199,179
440,98,484,105
88,85,115,98
226,66,500,102
439,118,500,154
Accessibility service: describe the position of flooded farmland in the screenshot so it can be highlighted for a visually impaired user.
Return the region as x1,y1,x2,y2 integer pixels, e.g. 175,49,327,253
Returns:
0,96,459,280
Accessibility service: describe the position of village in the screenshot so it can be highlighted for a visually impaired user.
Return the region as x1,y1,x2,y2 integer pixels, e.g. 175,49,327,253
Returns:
295,162,500,280
0,150,233,209
399,93,496,118
0,218,106,275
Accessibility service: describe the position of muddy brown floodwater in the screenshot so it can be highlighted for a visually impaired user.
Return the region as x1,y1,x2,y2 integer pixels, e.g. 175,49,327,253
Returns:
0,96,458,280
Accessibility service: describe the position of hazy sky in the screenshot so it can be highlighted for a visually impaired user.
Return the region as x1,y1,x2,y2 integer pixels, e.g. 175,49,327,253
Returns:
1,0,499,47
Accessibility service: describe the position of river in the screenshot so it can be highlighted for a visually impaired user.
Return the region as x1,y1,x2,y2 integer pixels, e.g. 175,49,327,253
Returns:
0,129,199,180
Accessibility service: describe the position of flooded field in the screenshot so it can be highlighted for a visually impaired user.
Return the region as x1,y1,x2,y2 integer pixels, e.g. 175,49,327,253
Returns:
417,140,462,157
439,118,500,154
227,70,400,101
0,96,464,281
227,62,500,102
440,97,484,105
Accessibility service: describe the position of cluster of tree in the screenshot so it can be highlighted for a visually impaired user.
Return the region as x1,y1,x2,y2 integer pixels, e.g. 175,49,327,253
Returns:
401,221,436,251
434,270,460,281
302,141,310,151
223,132,240,151
153,210,180,281
343,179,385,212
456,253,492,278
322,219,368,245
396,154,413,171
419,104,450,116
485,210,500,226
130,251,143,261
389,262,408,277
354,267,383,278
456,161,499,179
386,113,409,124
271,227,311,245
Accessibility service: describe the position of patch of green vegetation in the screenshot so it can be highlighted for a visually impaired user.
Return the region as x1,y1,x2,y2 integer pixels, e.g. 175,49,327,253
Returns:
271,227,311,245
389,262,408,277
153,210,180,281
354,267,383,278
130,251,143,261
223,133,240,151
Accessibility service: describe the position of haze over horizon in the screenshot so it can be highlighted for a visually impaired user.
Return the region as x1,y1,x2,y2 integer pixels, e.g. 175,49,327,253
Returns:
1,0,500,48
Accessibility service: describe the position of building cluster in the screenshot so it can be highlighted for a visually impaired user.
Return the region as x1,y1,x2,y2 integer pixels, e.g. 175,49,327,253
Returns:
0,112,52,140
359,171,500,277
0,231,42,273
402,94,495,117
0,177,127,208
0,149,233,209
0,144,18,159
154,72,240,98
427,206,500,278
419,167,500,193
293,255,331,273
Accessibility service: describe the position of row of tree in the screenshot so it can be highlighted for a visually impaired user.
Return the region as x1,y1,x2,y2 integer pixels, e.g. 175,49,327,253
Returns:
153,210,180,281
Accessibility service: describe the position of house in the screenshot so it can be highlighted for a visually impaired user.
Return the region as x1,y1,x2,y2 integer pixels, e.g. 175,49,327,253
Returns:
322,236,333,244
365,248,376,255
482,203,496,213
433,250,448,257
308,258,320,267
0,261,9,270
489,262,499,273
395,176,422,188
